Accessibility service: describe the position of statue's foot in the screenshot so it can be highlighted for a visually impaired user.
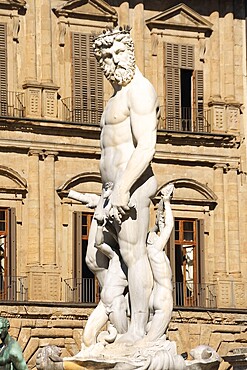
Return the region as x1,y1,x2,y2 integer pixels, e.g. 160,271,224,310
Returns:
161,183,174,201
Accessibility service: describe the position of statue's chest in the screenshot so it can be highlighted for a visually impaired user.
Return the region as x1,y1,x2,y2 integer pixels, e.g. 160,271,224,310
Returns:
104,94,129,126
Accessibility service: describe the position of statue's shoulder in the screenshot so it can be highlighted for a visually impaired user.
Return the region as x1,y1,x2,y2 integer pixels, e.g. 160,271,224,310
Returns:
132,68,154,88
8,338,23,358
129,68,157,97
128,68,158,112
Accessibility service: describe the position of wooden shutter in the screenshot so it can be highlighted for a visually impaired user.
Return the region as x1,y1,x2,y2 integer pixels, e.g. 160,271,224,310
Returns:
164,43,180,130
0,23,7,116
180,44,194,69
6,208,16,300
72,33,103,124
193,70,204,132
8,208,16,279
164,43,195,131
73,211,82,280
167,225,175,282
165,66,180,130
197,219,205,284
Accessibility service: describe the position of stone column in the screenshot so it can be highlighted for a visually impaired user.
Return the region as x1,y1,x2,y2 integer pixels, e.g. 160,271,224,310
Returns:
209,10,221,100
40,0,53,83
118,2,129,27
226,165,241,277
224,5,235,102
133,1,144,73
213,164,227,275
24,0,38,82
41,151,58,266
27,150,41,265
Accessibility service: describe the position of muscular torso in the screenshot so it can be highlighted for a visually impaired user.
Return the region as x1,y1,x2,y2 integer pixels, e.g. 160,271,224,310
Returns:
100,87,134,185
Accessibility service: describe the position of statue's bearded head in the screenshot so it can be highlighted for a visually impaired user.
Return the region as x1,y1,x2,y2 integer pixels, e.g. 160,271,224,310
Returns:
93,27,135,86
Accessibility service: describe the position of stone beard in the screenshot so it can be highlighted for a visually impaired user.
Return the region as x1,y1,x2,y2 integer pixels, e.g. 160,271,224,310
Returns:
93,32,136,86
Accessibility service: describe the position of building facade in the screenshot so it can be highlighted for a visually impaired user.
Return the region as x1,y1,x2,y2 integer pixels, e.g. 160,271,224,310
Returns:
0,0,246,368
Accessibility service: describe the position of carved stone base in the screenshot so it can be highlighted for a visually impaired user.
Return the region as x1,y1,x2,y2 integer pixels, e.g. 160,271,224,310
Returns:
36,343,221,370
63,339,186,370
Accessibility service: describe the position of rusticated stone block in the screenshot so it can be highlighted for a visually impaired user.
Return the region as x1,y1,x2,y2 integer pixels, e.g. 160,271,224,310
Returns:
21,319,37,328
39,338,65,347
36,319,50,328
189,324,201,335
64,338,79,356
189,334,200,350
49,319,83,328
18,327,31,351
23,337,40,363
73,329,83,349
31,328,73,338
200,324,212,345
209,333,222,351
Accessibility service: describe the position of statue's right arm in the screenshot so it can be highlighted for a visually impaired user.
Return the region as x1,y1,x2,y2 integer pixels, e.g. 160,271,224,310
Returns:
68,190,100,208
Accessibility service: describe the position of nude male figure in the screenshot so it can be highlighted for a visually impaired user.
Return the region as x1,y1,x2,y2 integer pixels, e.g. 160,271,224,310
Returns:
88,27,160,344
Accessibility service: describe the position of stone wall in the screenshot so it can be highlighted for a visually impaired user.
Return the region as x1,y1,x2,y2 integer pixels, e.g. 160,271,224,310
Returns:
1,303,246,370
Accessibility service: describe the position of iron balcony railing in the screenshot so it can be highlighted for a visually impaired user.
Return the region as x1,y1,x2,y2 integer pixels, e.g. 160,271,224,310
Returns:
64,278,216,308
173,282,217,308
61,97,105,125
0,276,28,301
61,100,210,134
0,91,26,118
64,277,99,304
158,105,211,133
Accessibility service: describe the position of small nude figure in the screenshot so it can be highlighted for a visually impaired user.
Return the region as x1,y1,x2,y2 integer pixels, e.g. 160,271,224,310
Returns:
145,183,174,342
68,186,128,346
0,317,27,370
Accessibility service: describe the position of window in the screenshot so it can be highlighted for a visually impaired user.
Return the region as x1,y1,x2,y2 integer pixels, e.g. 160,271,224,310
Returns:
174,219,197,306
72,212,99,303
167,218,211,307
71,32,104,124
163,42,206,132
0,207,16,300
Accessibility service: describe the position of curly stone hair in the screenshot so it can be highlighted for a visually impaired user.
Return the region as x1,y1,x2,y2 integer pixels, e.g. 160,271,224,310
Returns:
92,26,134,64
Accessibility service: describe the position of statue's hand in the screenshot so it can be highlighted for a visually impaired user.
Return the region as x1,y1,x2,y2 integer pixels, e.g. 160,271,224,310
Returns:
110,185,130,224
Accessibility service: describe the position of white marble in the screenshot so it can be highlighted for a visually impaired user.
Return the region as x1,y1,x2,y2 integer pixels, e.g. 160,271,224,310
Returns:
65,27,186,369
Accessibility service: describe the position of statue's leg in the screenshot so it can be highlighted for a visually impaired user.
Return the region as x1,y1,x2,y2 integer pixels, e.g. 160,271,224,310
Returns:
82,300,108,347
144,250,173,342
83,203,109,347
85,214,109,287
116,179,156,344
100,252,128,334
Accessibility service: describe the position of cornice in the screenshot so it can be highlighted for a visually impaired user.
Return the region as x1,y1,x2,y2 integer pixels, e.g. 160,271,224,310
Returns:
156,130,240,149
146,3,212,36
53,0,117,23
0,0,26,11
